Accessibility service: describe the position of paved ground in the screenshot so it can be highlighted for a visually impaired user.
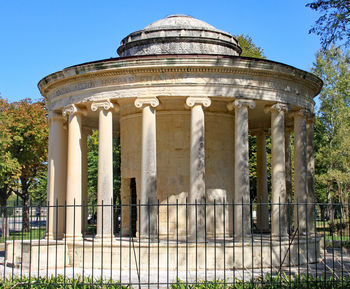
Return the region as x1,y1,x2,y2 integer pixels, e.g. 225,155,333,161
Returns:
0,248,349,287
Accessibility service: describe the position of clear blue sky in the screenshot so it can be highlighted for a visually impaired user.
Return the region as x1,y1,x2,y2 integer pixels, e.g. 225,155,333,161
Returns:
0,0,321,102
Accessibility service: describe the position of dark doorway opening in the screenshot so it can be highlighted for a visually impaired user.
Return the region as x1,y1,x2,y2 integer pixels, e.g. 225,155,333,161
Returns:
130,178,137,237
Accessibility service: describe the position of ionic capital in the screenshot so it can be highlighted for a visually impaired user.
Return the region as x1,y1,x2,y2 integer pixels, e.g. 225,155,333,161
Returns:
135,97,159,109
48,111,65,126
185,97,211,108
264,103,289,114
306,111,315,123
91,99,117,112
227,99,255,111
292,108,309,119
62,104,87,117
251,128,269,136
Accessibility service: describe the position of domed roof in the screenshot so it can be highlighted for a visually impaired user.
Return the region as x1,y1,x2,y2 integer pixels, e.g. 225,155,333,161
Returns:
144,14,218,31
117,15,241,57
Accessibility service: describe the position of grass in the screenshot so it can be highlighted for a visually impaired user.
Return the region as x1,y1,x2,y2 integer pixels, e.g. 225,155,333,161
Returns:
0,275,349,289
0,227,46,243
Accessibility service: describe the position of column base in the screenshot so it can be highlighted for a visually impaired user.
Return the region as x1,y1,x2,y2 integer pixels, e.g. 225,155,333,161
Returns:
64,233,83,241
95,234,115,240
45,232,65,240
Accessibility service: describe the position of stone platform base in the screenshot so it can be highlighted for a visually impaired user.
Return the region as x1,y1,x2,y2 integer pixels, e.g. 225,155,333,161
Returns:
6,235,321,272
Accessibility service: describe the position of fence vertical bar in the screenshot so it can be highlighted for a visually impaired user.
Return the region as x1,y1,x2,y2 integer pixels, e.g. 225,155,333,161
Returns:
110,198,113,284
166,197,169,288
214,199,217,285
186,197,188,288
223,198,226,289
119,200,122,286
157,199,160,289
148,199,151,289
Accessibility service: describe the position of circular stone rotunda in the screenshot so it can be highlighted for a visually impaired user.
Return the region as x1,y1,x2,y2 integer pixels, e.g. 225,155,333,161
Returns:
7,15,322,273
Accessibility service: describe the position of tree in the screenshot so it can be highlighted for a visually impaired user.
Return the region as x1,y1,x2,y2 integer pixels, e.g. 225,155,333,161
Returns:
6,99,48,232
312,47,350,219
307,0,350,49
87,130,121,205
237,34,265,58
0,98,20,237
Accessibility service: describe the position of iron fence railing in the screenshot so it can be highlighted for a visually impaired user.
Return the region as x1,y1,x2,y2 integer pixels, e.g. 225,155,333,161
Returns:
0,201,349,288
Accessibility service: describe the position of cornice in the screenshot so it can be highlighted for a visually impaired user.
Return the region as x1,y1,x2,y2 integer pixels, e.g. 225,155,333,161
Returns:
38,57,322,98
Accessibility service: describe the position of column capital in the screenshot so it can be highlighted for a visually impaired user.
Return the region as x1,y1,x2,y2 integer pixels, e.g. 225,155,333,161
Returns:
227,99,255,111
264,103,289,114
135,97,159,109
292,108,310,119
306,111,315,123
48,111,65,126
62,104,87,118
250,128,269,136
185,96,211,108
91,99,118,112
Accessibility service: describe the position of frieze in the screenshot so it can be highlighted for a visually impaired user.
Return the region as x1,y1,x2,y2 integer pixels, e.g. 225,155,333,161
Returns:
43,66,321,99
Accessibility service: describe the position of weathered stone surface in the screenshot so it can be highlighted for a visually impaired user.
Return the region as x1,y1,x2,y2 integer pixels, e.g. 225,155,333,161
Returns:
117,15,241,57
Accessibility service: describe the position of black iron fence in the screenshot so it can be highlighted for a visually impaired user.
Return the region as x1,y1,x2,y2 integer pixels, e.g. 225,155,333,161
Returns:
0,201,349,288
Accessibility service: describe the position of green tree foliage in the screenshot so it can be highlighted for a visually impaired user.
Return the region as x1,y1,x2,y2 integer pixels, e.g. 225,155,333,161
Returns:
237,34,265,58
312,47,350,217
1,98,48,231
0,98,21,237
87,130,121,205
307,0,350,49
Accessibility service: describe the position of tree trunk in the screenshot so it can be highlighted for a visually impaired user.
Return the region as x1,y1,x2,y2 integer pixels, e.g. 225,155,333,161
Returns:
326,182,334,222
0,186,9,238
22,194,30,232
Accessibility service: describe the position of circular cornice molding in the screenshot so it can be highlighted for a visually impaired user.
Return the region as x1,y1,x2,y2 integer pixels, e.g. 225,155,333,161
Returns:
38,56,322,98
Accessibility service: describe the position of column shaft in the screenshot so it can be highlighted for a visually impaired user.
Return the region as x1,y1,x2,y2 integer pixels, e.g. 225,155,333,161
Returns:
140,105,157,238
47,113,67,239
190,104,206,239
256,131,269,233
81,130,88,235
285,129,293,232
233,99,255,237
270,105,288,237
294,110,308,234
97,109,114,238
307,118,316,234
65,111,83,240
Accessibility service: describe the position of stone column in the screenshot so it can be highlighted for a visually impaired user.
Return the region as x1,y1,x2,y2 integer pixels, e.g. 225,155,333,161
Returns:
91,100,116,239
46,112,67,239
228,99,255,237
135,97,159,238
293,109,308,234
306,114,316,235
186,97,211,240
63,104,86,240
265,103,289,237
255,129,269,233
81,129,89,235
285,128,293,233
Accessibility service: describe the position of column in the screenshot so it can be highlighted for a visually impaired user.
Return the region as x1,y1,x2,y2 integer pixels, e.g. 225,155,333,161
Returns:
46,112,67,239
293,109,308,234
81,128,90,235
285,128,293,233
306,114,316,235
255,129,269,233
91,100,116,239
135,97,159,238
265,103,288,237
229,99,255,237
63,104,86,240
186,97,211,240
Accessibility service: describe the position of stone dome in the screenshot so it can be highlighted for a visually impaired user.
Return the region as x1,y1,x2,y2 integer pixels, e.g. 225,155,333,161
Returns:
117,15,242,57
